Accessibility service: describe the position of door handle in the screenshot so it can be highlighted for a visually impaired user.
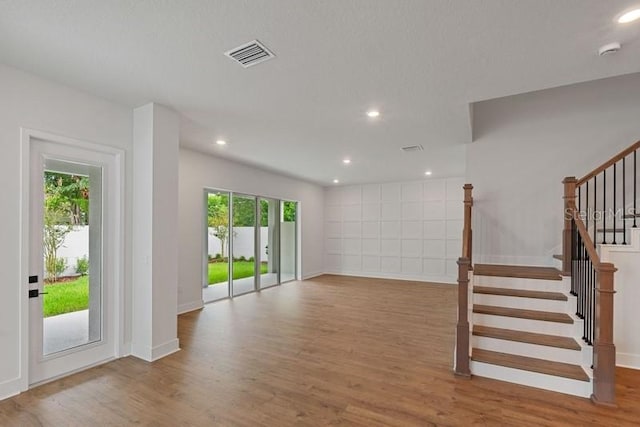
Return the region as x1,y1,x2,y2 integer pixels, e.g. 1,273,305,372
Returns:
28,289,48,298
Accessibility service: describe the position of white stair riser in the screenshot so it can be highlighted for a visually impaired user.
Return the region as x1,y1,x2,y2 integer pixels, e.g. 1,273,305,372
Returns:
473,294,567,312
473,313,577,336
470,361,592,398
474,276,569,292
471,335,582,365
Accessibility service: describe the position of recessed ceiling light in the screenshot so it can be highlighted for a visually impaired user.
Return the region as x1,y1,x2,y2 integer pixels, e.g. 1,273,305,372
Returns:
215,140,227,146
343,158,351,164
366,110,380,118
333,179,339,184
425,171,432,176
618,9,640,23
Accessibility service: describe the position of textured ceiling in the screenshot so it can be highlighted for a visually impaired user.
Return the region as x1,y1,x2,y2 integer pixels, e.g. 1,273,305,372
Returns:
1,0,639,185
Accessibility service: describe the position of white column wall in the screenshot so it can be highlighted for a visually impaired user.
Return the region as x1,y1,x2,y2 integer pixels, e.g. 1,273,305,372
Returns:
131,103,180,361
324,178,465,284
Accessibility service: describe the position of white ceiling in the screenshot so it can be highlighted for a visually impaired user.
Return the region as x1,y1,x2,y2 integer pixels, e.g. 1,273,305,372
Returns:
1,1,639,185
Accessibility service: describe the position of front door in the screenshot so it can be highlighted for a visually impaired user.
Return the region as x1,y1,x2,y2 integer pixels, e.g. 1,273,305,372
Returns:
28,137,119,385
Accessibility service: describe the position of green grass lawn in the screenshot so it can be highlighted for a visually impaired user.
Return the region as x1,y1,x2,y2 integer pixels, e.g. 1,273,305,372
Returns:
209,261,268,285
41,262,266,317
43,276,89,318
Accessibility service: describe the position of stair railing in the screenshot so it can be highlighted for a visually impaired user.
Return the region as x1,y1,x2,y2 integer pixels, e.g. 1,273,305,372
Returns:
454,184,473,378
561,141,640,406
563,141,640,277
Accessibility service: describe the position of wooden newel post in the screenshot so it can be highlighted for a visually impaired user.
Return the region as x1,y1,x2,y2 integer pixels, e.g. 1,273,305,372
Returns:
455,257,471,378
562,177,577,276
462,184,473,264
591,262,617,407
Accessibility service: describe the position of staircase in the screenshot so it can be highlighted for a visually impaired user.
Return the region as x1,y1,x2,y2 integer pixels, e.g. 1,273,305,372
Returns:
454,140,640,405
468,264,592,397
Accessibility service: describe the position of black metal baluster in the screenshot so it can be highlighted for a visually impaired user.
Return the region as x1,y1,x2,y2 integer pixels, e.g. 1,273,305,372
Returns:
623,157,627,244
576,227,581,315
635,150,638,228
578,186,581,222
593,176,597,245
586,181,590,241
591,269,596,345
603,169,607,244
571,219,575,296
613,163,617,244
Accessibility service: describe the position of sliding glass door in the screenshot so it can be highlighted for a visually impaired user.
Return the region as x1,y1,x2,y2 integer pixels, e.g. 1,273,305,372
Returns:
204,191,231,303
259,198,279,288
280,201,297,283
203,190,297,302
231,194,256,296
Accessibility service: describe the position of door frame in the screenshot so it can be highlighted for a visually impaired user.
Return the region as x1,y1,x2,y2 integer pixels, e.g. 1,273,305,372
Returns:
19,128,125,390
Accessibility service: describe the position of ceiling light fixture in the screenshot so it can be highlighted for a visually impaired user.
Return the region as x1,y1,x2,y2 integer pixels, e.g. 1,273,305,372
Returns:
343,159,351,164
366,110,380,118
425,171,432,176
618,9,640,23
333,179,339,184
215,140,227,146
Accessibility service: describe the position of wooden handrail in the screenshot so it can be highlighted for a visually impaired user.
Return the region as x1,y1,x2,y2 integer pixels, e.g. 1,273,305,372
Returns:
577,140,640,186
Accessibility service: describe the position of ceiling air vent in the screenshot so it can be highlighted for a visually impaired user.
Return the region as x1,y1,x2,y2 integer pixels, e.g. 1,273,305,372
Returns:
225,40,275,68
401,145,424,153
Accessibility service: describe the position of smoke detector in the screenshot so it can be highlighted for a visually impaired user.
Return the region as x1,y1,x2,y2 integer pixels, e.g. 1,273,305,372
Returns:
225,40,275,68
598,42,621,56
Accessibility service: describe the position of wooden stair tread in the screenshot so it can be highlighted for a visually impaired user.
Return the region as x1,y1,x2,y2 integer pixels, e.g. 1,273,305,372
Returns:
622,213,640,219
473,325,581,350
473,305,573,324
596,228,624,233
552,254,563,261
474,264,562,281
472,348,589,382
474,286,567,301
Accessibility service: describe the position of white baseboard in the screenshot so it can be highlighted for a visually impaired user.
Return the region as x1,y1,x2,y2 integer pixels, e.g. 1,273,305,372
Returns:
617,352,640,370
151,339,180,361
302,271,324,280
323,270,456,285
178,300,204,315
0,377,22,402
132,338,180,362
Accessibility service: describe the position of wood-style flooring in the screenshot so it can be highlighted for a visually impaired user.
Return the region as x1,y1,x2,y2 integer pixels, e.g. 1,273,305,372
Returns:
1,274,639,426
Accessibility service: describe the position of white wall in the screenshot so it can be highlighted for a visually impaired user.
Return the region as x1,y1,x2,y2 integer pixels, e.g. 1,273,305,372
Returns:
323,178,465,284
601,229,640,370
468,73,640,266
0,64,133,400
178,148,325,313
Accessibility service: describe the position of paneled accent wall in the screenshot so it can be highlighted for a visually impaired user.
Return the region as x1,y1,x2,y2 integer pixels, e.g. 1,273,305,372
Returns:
324,178,465,284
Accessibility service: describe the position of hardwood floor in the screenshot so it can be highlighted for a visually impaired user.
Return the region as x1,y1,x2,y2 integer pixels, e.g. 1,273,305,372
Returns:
1,274,639,426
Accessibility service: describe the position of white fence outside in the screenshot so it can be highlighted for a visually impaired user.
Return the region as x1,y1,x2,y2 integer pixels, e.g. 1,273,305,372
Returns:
52,226,270,277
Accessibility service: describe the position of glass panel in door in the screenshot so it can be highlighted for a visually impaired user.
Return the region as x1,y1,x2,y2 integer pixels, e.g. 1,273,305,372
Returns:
41,162,102,355
280,201,297,283
232,194,256,296
259,198,279,288
204,190,231,303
